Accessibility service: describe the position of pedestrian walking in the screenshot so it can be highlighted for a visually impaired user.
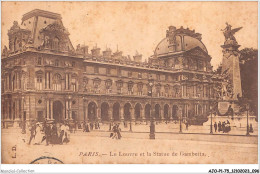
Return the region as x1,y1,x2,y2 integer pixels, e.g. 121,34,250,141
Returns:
51,123,59,144
214,122,217,132
60,123,66,144
185,122,189,130
111,124,118,139
249,124,254,133
41,123,51,145
28,122,36,145
116,124,122,139
34,123,42,145
86,123,90,132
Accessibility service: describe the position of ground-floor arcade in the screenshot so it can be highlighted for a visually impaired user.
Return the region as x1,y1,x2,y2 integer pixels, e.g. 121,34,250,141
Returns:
1,93,211,127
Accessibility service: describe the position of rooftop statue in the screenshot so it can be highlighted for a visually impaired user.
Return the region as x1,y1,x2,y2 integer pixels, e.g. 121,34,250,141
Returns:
221,22,242,45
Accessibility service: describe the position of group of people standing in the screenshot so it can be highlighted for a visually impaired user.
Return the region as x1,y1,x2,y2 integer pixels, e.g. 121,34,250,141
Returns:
81,122,100,132
28,121,70,145
214,120,231,133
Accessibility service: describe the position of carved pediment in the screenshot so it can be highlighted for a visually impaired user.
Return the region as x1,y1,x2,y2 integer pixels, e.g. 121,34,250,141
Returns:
40,21,69,36
184,46,210,59
39,21,74,52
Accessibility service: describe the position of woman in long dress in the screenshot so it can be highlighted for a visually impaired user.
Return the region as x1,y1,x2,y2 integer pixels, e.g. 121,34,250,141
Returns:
34,123,42,145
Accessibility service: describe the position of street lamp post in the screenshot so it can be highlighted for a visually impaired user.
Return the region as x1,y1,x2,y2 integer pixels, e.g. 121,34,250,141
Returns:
179,106,182,133
148,75,155,139
210,105,213,134
246,103,250,136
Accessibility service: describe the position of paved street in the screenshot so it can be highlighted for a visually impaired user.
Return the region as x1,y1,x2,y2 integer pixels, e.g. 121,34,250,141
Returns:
2,127,258,164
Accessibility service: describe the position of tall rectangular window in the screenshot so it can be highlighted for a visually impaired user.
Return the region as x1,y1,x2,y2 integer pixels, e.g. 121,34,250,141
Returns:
117,68,121,76
36,75,43,90
65,74,70,90
106,68,111,75
94,66,99,74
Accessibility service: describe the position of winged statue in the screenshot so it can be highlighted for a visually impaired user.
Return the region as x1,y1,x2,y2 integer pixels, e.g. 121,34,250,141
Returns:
221,22,242,43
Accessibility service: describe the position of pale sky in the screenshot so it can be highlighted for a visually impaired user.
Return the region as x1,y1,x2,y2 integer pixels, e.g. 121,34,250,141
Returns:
1,1,258,69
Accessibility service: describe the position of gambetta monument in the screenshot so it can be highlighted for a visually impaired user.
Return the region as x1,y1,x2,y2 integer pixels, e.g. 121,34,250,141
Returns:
218,23,243,115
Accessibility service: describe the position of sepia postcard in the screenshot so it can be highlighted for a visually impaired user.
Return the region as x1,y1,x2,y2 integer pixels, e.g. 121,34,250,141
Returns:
1,1,258,167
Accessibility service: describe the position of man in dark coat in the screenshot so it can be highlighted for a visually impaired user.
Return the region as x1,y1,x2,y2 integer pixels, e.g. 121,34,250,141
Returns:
41,124,52,145
222,121,226,133
51,124,59,144
218,121,222,132
214,122,217,132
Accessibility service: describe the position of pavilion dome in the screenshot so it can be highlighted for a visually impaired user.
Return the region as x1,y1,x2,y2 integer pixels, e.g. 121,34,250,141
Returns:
154,26,208,57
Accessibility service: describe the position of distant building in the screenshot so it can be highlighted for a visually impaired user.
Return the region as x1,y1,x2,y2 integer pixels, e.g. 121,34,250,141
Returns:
1,9,217,127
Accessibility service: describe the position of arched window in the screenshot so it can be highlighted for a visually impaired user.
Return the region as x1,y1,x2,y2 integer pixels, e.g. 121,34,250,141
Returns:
53,73,62,91
14,37,17,51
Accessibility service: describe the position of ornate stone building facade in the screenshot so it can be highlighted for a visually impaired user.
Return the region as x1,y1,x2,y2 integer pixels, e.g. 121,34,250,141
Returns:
1,9,217,127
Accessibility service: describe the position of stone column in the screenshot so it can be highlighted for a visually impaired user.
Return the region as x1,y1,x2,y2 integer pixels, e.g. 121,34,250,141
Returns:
46,72,49,89
68,100,70,119
108,109,112,121
169,105,172,121
50,99,53,120
160,107,163,120
65,100,68,119
50,72,52,90
85,102,88,121
46,99,49,120
15,99,19,120
120,107,124,121
140,107,143,121
69,99,72,120
130,107,134,122
97,107,101,122
143,107,146,121
8,100,11,120
181,85,184,97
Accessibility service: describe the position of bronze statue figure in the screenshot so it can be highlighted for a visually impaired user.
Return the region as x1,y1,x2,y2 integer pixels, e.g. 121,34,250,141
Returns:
221,22,242,44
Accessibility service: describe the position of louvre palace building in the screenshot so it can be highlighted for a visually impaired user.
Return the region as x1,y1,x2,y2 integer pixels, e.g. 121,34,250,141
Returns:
1,9,217,127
